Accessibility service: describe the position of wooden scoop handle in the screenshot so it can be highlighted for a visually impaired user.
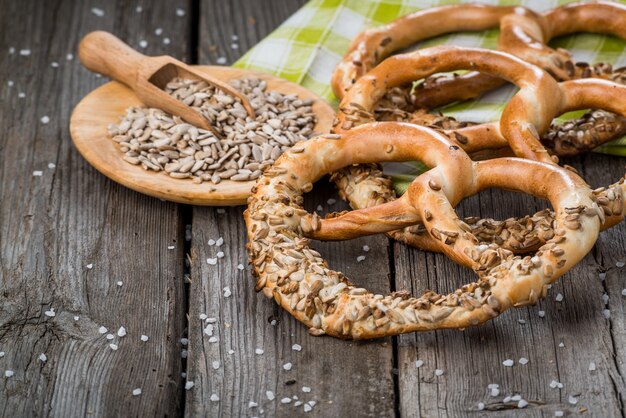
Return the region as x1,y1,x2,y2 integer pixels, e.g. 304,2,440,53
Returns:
79,31,146,89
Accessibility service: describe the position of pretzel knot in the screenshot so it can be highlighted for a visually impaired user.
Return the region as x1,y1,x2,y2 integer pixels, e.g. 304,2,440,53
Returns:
244,123,603,339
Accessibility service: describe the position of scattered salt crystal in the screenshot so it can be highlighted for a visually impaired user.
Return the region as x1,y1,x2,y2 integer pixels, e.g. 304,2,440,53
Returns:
490,387,500,397
180,338,188,346
20,49,31,56
163,38,171,45
309,401,317,406
602,309,611,319
599,272,607,280
181,350,188,358
232,35,239,41
86,263,93,269
519,357,529,365
237,264,244,270
435,369,444,376
39,353,47,362
185,381,194,390
216,237,224,246
33,171,43,177
51,62,59,68
217,251,225,258
517,319,526,324
316,205,323,212
91,7,104,16
511,395,521,402
255,348,264,355
66,53,73,61
141,335,149,342
549,380,564,389
99,326,108,334
212,360,220,370
135,6,142,12
304,404,312,412
555,411,564,417
223,287,232,297
302,386,311,393
283,362,292,371
5,370,14,377
518,399,528,408
209,336,218,343
106,334,114,340
216,57,227,65
139,40,148,49
538,310,546,318
559,342,565,348
117,326,126,337
18,92,25,98
132,388,142,396
73,316,79,321
210,393,220,402
176,8,186,16
266,390,275,400
327,198,336,205
199,314,207,320
230,43,239,50
602,293,609,304
487,384,499,389
0,352,4,358
568,395,578,405
589,361,596,371
155,28,163,36
617,261,625,268
280,397,292,404
208,239,216,246
292,344,302,352
248,401,258,408
217,208,226,214
356,255,366,262
168,245,175,250
228,349,234,354
362,245,370,252
117,281,123,286
622,289,626,297
295,401,303,406
502,359,514,367
207,318,217,323
207,258,217,265
503,396,511,403
109,343,118,350
415,359,424,368
478,402,485,410
555,293,563,302
9,47,15,54
44,308,56,317
7,80,14,87
40,116,50,124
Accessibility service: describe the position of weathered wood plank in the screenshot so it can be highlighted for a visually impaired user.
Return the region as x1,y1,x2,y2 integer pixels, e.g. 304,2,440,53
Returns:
0,0,190,415
395,153,626,417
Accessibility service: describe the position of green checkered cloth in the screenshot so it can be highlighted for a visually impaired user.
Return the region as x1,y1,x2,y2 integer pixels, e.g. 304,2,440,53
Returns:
234,0,626,194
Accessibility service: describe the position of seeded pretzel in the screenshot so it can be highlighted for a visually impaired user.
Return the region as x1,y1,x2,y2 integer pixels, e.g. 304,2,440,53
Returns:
332,46,626,261
331,3,532,101
245,123,603,339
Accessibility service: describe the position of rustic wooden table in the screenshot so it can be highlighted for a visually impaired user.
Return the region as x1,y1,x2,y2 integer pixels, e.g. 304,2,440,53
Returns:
1,0,626,416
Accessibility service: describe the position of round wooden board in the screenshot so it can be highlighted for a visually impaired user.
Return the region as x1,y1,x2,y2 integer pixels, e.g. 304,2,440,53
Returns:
70,66,335,205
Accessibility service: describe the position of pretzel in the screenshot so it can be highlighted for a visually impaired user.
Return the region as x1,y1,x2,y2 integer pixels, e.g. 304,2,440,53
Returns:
244,123,604,339
331,4,532,101
331,46,626,262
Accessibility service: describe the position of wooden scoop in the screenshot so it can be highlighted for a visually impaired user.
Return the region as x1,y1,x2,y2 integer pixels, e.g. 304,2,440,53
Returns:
78,31,255,135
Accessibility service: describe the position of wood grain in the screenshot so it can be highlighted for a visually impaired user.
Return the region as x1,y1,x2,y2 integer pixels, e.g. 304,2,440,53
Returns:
69,66,334,206
0,0,189,416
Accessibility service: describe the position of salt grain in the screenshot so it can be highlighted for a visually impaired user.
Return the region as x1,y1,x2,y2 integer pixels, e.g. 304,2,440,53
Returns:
181,350,188,358
132,388,142,396
280,397,292,404
356,255,366,262
248,401,258,408
216,238,224,247
603,309,611,319
538,310,546,318
518,399,528,408
555,411,564,417
478,402,485,411
9,47,15,54
5,370,14,378
502,359,514,367
555,293,564,302
155,28,163,36
283,362,292,371
0,352,4,358
519,357,529,365
327,198,336,205
230,43,239,50
176,8,186,16
255,348,264,355
435,369,444,376
106,334,114,340
44,308,56,317
266,390,275,400
141,335,149,342
237,264,244,270
304,404,312,412
117,327,127,337
117,281,123,286
109,343,118,351
208,239,216,246
212,360,220,370
415,359,424,368
91,7,104,16
99,326,108,334
223,287,232,297
20,49,31,56
33,171,43,177
7,80,14,87
292,344,302,352
39,353,47,362
139,40,148,49
135,6,142,12
622,289,626,297
180,338,188,346
209,336,218,343
589,361,596,371
362,245,370,252
51,62,59,68
86,263,93,269
549,380,564,389
217,251,225,258
185,381,195,390
599,272,607,280
74,316,79,321
207,258,217,265
302,386,311,393
216,57,227,65
47,162,56,169
163,38,171,45
617,261,625,268
568,395,578,405
168,245,175,250
66,53,73,61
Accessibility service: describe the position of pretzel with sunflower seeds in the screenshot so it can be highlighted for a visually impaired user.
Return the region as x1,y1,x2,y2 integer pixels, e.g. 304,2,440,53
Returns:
245,122,604,339
330,46,625,261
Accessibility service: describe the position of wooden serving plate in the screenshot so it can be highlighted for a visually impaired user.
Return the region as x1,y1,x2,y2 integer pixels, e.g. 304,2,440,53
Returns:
69,66,335,205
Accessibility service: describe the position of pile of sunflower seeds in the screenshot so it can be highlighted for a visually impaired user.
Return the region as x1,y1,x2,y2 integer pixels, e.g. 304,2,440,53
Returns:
108,76,317,184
